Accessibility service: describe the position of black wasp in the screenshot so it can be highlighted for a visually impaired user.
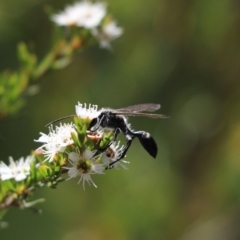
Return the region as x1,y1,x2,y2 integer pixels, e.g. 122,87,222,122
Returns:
89,103,167,168
47,103,168,168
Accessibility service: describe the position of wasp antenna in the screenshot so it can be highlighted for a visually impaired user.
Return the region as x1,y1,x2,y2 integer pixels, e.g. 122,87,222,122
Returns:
45,115,75,127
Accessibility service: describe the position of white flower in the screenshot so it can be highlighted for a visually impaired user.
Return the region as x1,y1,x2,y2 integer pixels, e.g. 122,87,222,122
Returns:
102,141,129,169
92,20,123,49
65,149,104,190
75,102,99,120
51,3,83,26
35,123,77,162
0,156,33,182
77,1,106,29
51,1,106,29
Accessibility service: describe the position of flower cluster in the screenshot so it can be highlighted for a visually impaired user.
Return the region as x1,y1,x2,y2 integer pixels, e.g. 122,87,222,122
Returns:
52,1,106,28
0,102,129,192
34,102,128,189
75,102,99,119
0,156,33,182
35,123,77,162
51,0,123,49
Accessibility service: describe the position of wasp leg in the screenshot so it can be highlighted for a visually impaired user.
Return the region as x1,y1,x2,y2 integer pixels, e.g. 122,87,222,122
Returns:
88,114,105,131
107,134,134,169
98,128,121,152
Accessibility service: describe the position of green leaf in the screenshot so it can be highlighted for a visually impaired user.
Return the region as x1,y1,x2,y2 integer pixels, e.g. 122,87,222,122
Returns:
17,42,37,71
71,131,81,147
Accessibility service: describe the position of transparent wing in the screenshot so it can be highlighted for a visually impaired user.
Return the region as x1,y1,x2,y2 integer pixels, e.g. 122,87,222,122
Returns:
113,112,168,118
116,103,161,113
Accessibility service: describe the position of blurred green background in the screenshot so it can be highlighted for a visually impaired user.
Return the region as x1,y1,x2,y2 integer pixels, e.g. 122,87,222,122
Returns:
1,0,240,239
